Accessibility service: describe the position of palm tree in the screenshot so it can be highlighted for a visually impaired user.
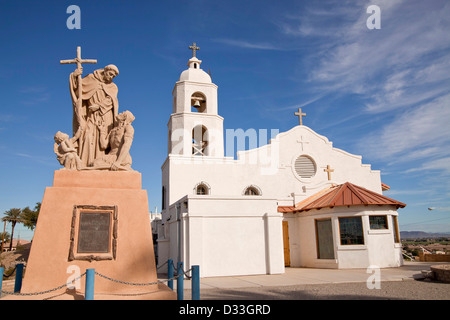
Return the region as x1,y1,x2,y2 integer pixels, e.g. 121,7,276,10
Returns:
0,231,11,252
0,232,10,242
2,208,22,251
21,202,40,231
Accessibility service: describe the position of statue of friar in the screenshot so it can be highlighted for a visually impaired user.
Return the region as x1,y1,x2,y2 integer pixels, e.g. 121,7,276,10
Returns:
69,65,120,167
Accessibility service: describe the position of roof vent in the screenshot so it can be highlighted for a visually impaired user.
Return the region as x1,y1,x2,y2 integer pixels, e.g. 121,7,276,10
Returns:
294,155,316,178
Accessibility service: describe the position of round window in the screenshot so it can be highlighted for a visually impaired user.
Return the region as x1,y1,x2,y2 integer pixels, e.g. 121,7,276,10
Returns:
294,155,316,178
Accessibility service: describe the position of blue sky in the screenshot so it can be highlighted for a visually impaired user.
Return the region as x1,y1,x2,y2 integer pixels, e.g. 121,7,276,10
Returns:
1,0,449,241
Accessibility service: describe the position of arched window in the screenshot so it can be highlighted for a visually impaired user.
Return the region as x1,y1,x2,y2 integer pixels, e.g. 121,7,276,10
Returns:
192,125,208,156
243,185,261,196
194,182,210,195
196,185,207,195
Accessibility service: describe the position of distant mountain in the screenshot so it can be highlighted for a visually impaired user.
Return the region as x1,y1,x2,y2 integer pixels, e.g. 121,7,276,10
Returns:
400,231,450,239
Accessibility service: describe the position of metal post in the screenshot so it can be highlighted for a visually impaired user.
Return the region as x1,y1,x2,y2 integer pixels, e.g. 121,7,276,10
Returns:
85,268,95,300
192,265,200,300
177,261,183,300
0,267,4,296
14,263,23,293
168,259,174,290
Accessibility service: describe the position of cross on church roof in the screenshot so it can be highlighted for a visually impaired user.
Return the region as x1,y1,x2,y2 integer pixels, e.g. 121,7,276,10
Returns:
324,165,334,181
297,136,309,151
294,108,306,126
189,42,200,57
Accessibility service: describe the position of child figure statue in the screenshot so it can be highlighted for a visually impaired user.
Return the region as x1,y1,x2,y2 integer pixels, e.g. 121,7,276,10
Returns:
53,128,83,170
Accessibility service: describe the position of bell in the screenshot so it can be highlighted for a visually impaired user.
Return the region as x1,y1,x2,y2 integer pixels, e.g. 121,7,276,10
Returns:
193,100,201,108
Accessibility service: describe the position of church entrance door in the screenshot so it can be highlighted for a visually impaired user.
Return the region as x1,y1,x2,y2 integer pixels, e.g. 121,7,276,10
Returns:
315,218,335,259
282,221,290,266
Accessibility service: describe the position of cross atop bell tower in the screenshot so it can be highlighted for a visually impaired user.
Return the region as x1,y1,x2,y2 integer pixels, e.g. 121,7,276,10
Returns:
189,42,200,57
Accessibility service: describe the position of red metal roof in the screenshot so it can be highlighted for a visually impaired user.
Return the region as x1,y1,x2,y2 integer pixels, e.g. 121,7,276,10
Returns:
277,206,296,213
381,183,391,191
278,182,406,213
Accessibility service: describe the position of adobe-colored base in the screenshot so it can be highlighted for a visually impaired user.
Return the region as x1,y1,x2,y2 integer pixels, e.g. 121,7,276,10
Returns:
14,170,176,300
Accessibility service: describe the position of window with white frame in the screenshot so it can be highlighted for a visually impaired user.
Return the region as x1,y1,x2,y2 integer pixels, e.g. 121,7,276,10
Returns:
194,182,210,195
369,215,388,230
339,216,364,245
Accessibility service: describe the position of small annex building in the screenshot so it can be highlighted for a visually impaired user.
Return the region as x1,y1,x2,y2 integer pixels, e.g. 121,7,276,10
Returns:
157,47,406,277
279,182,405,269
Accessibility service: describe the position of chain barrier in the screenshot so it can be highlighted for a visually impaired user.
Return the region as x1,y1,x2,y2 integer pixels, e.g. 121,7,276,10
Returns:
2,265,18,278
156,260,168,270
0,262,192,296
0,260,192,297
95,267,192,286
171,260,192,279
0,272,87,297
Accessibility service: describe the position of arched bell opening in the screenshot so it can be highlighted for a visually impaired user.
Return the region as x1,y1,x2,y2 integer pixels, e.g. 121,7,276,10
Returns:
192,125,209,156
191,92,207,113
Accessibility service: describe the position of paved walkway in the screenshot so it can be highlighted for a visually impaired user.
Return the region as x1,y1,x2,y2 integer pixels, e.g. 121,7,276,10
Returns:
2,262,447,300
173,261,449,290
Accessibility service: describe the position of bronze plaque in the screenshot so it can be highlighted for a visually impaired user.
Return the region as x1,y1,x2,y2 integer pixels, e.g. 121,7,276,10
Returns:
77,212,111,253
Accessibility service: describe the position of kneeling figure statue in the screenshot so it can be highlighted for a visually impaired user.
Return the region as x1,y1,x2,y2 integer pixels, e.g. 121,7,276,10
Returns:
93,110,135,171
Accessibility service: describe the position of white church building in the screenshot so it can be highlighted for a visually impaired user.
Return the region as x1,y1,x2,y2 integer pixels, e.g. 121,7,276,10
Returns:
157,47,406,277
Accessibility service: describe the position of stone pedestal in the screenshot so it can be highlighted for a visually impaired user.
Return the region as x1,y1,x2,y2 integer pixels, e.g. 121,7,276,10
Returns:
16,170,175,300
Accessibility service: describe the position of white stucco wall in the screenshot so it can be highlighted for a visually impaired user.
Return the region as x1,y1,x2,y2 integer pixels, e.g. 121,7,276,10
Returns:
163,196,285,277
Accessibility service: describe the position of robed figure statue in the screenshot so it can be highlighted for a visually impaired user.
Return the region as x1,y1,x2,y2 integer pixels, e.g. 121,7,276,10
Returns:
69,65,120,167
57,47,134,171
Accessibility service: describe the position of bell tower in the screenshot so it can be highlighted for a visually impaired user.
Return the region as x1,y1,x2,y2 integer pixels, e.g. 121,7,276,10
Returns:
167,43,224,158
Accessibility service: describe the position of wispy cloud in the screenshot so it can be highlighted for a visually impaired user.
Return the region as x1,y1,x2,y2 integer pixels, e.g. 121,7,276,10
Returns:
276,94,325,111
16,153,33,158
276,0,450,174
0,114,15,122
388,147,450,166
20,85,50,105
19,86,48,94
387,189,429,196
275,3,361,38
404,157,450,174
280,0,450,114
213,38,285,51
358,93,450,162
14,152,55,167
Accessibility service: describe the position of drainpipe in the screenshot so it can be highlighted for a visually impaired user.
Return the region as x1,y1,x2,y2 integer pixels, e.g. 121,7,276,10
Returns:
176,202,182,264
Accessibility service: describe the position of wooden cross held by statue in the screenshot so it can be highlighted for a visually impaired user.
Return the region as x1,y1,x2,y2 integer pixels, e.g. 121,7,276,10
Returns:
60,46,97,131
